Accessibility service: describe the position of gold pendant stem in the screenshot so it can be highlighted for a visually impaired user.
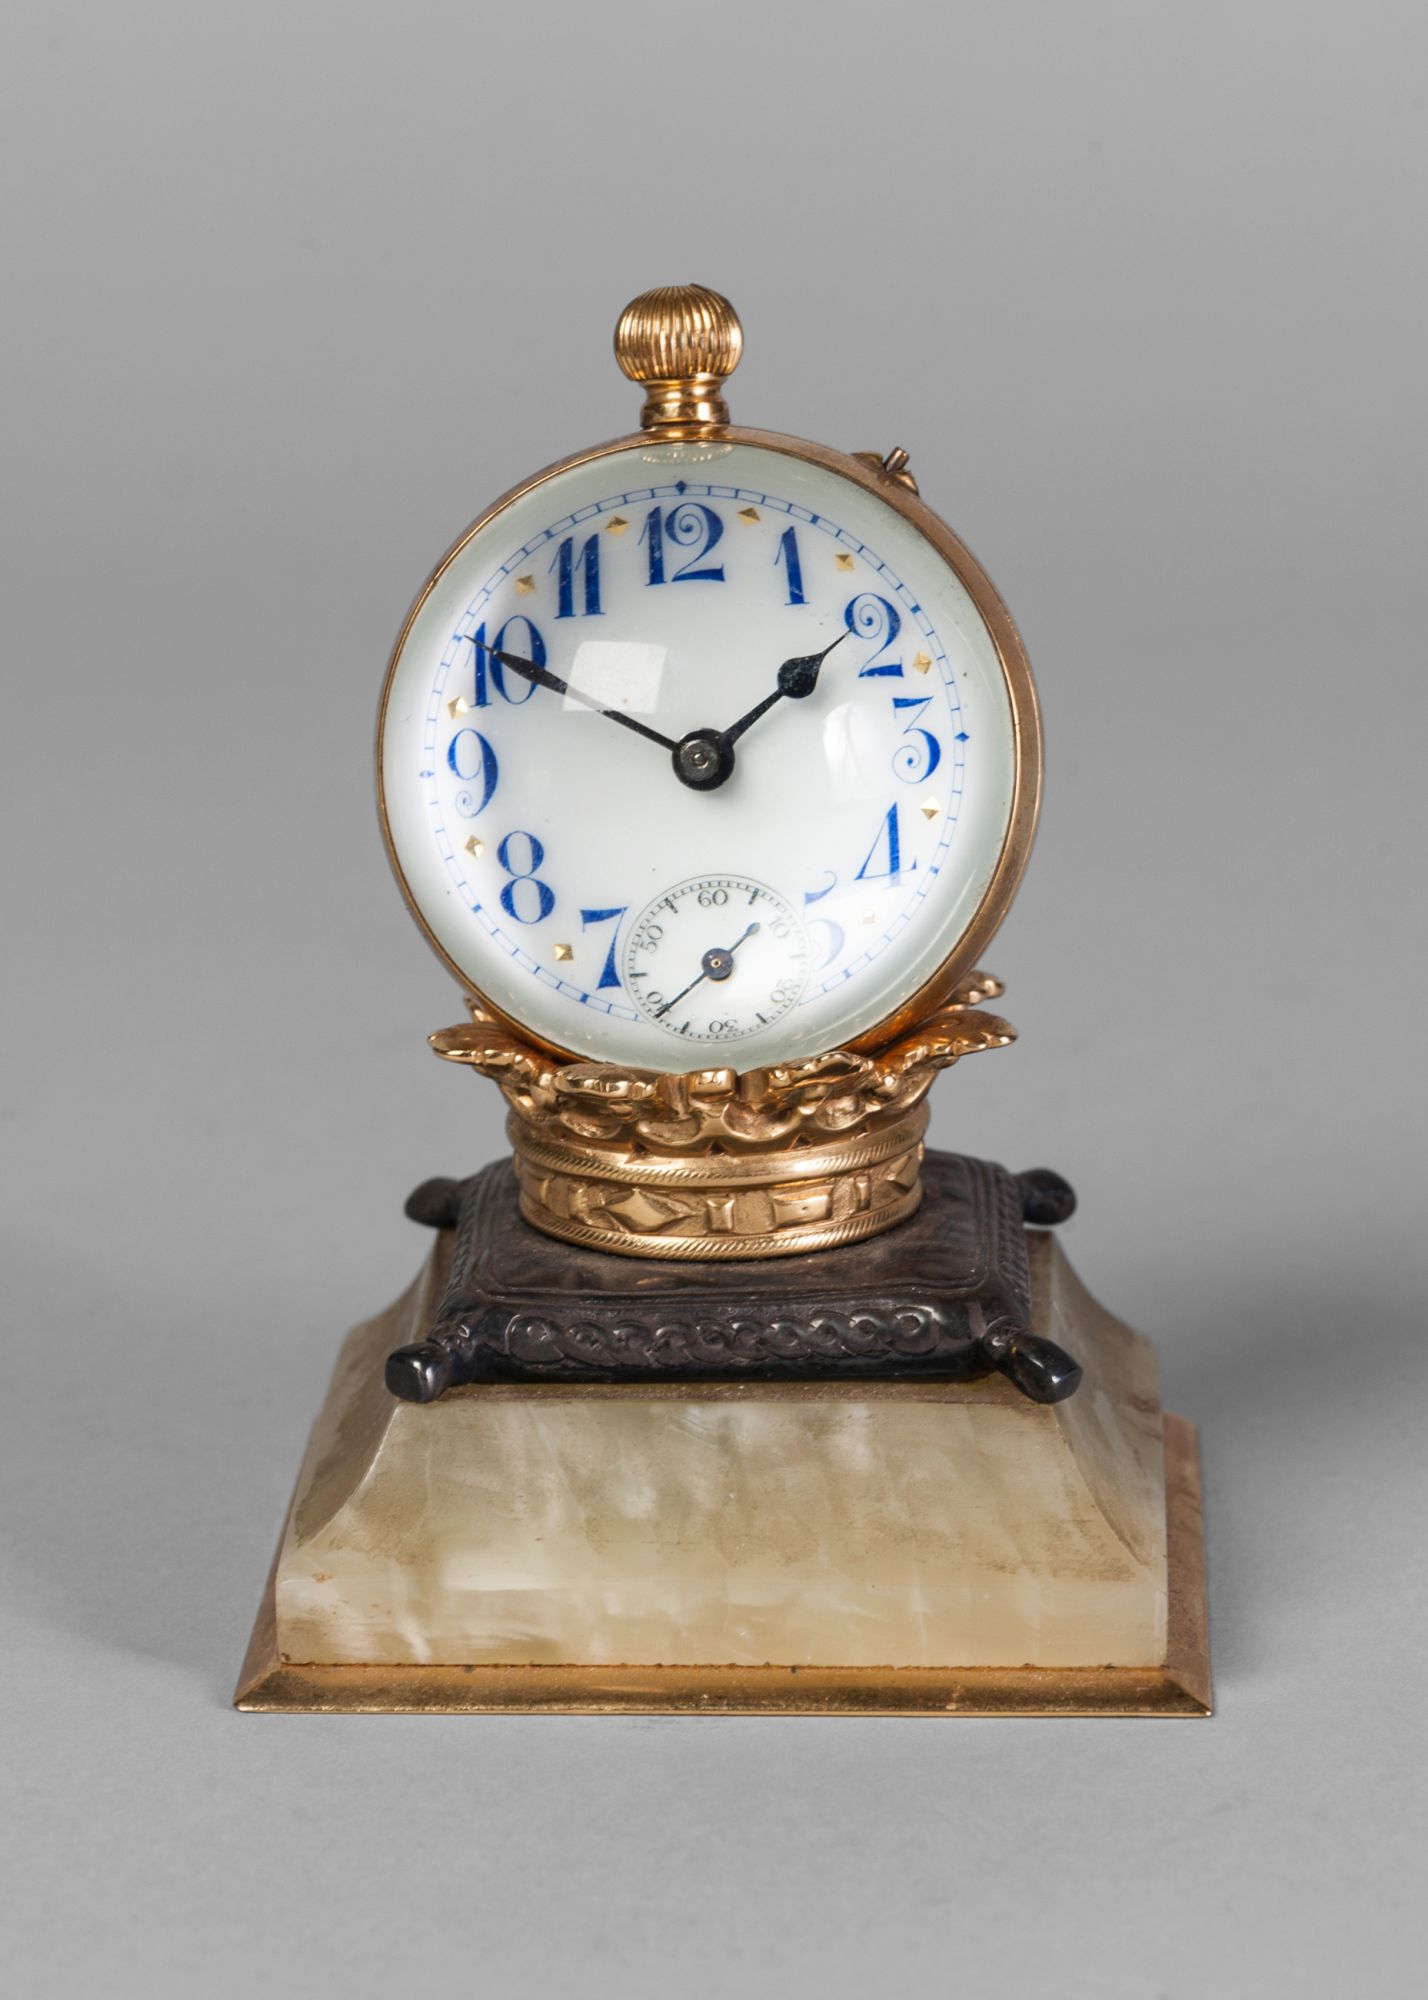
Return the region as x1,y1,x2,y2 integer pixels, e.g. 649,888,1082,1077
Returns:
635,374,731,435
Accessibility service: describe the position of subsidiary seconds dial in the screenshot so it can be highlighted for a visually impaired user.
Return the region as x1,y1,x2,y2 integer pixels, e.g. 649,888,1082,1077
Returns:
624,878,809,1044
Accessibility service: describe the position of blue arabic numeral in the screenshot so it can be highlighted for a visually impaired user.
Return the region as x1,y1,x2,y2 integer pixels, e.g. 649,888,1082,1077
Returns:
551,533,603,618
802,873,842,968
641,502,724,584
856,804,915,884
470,617,543,706
891,695,942,781
446,728,499,816
639,505,665,584
579,905,627,989
497,831,554,924
803,870,837,905
774,525,806,605
807,919,845,969
845,593,903,676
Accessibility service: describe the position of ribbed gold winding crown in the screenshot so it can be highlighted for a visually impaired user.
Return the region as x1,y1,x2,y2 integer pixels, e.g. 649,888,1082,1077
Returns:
431,977,1015,1260
614,282,743,433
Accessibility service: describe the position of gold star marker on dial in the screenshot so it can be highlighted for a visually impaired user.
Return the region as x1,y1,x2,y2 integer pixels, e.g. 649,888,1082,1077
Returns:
464,835,484,858
738,507,760,523
920,797,940,820
447,695,471,720
913,650,933,674
515,574,535,594
835,551,855,571
605,515,628,534
553,942,574,962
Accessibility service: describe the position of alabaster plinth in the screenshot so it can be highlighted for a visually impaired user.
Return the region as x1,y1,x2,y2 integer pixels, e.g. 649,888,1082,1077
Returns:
237,1229,1209,1715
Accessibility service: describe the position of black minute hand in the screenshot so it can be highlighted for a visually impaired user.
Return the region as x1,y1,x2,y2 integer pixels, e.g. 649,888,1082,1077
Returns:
474,643,680,754
722,631,849,746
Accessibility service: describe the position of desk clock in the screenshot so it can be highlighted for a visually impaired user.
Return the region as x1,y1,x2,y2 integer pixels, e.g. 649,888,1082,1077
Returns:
238,287,1210,1717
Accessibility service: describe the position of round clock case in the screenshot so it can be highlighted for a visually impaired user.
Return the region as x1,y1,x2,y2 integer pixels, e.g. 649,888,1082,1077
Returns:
378,427,1039,1072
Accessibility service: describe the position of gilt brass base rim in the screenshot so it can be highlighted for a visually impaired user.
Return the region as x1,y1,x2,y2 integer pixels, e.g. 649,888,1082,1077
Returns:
235,1416,1210,1717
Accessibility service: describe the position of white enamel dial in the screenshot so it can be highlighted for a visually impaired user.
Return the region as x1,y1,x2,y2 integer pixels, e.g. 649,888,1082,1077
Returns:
623,876,808,1045
380,439,1025,1068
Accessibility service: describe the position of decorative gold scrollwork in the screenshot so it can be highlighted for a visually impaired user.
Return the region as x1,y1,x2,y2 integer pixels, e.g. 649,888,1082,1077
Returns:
429,977,1014,1259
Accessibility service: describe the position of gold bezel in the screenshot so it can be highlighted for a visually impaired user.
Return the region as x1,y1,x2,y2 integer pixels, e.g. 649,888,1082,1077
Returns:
375,427,1042,1065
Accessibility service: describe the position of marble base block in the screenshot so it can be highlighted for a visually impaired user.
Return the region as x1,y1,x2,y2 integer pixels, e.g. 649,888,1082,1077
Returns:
237,1230,1210,1714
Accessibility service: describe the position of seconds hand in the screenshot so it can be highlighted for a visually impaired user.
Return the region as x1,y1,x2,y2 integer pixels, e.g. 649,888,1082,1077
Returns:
654,923,760,1019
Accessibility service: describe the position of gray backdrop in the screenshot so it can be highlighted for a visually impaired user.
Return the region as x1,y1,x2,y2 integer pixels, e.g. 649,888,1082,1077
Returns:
3,2,1425,1993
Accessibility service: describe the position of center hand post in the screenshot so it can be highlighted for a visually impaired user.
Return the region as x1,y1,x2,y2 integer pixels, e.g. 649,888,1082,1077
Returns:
672,630,847,792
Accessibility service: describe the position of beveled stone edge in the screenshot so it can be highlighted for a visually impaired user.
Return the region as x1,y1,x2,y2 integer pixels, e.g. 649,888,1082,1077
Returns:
1161,1411,1213,1713
233,1415,1210,1718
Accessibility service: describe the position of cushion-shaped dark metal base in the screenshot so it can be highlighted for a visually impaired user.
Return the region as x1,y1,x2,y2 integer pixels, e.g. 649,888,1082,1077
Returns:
385,1149,1081,1405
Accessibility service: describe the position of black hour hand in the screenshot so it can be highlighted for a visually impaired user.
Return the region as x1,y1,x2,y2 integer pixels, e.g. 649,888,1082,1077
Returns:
723,631,848,745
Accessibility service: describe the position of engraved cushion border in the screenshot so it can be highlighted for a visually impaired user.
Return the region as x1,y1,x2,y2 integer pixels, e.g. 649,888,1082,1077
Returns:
420,1149,1033,1384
